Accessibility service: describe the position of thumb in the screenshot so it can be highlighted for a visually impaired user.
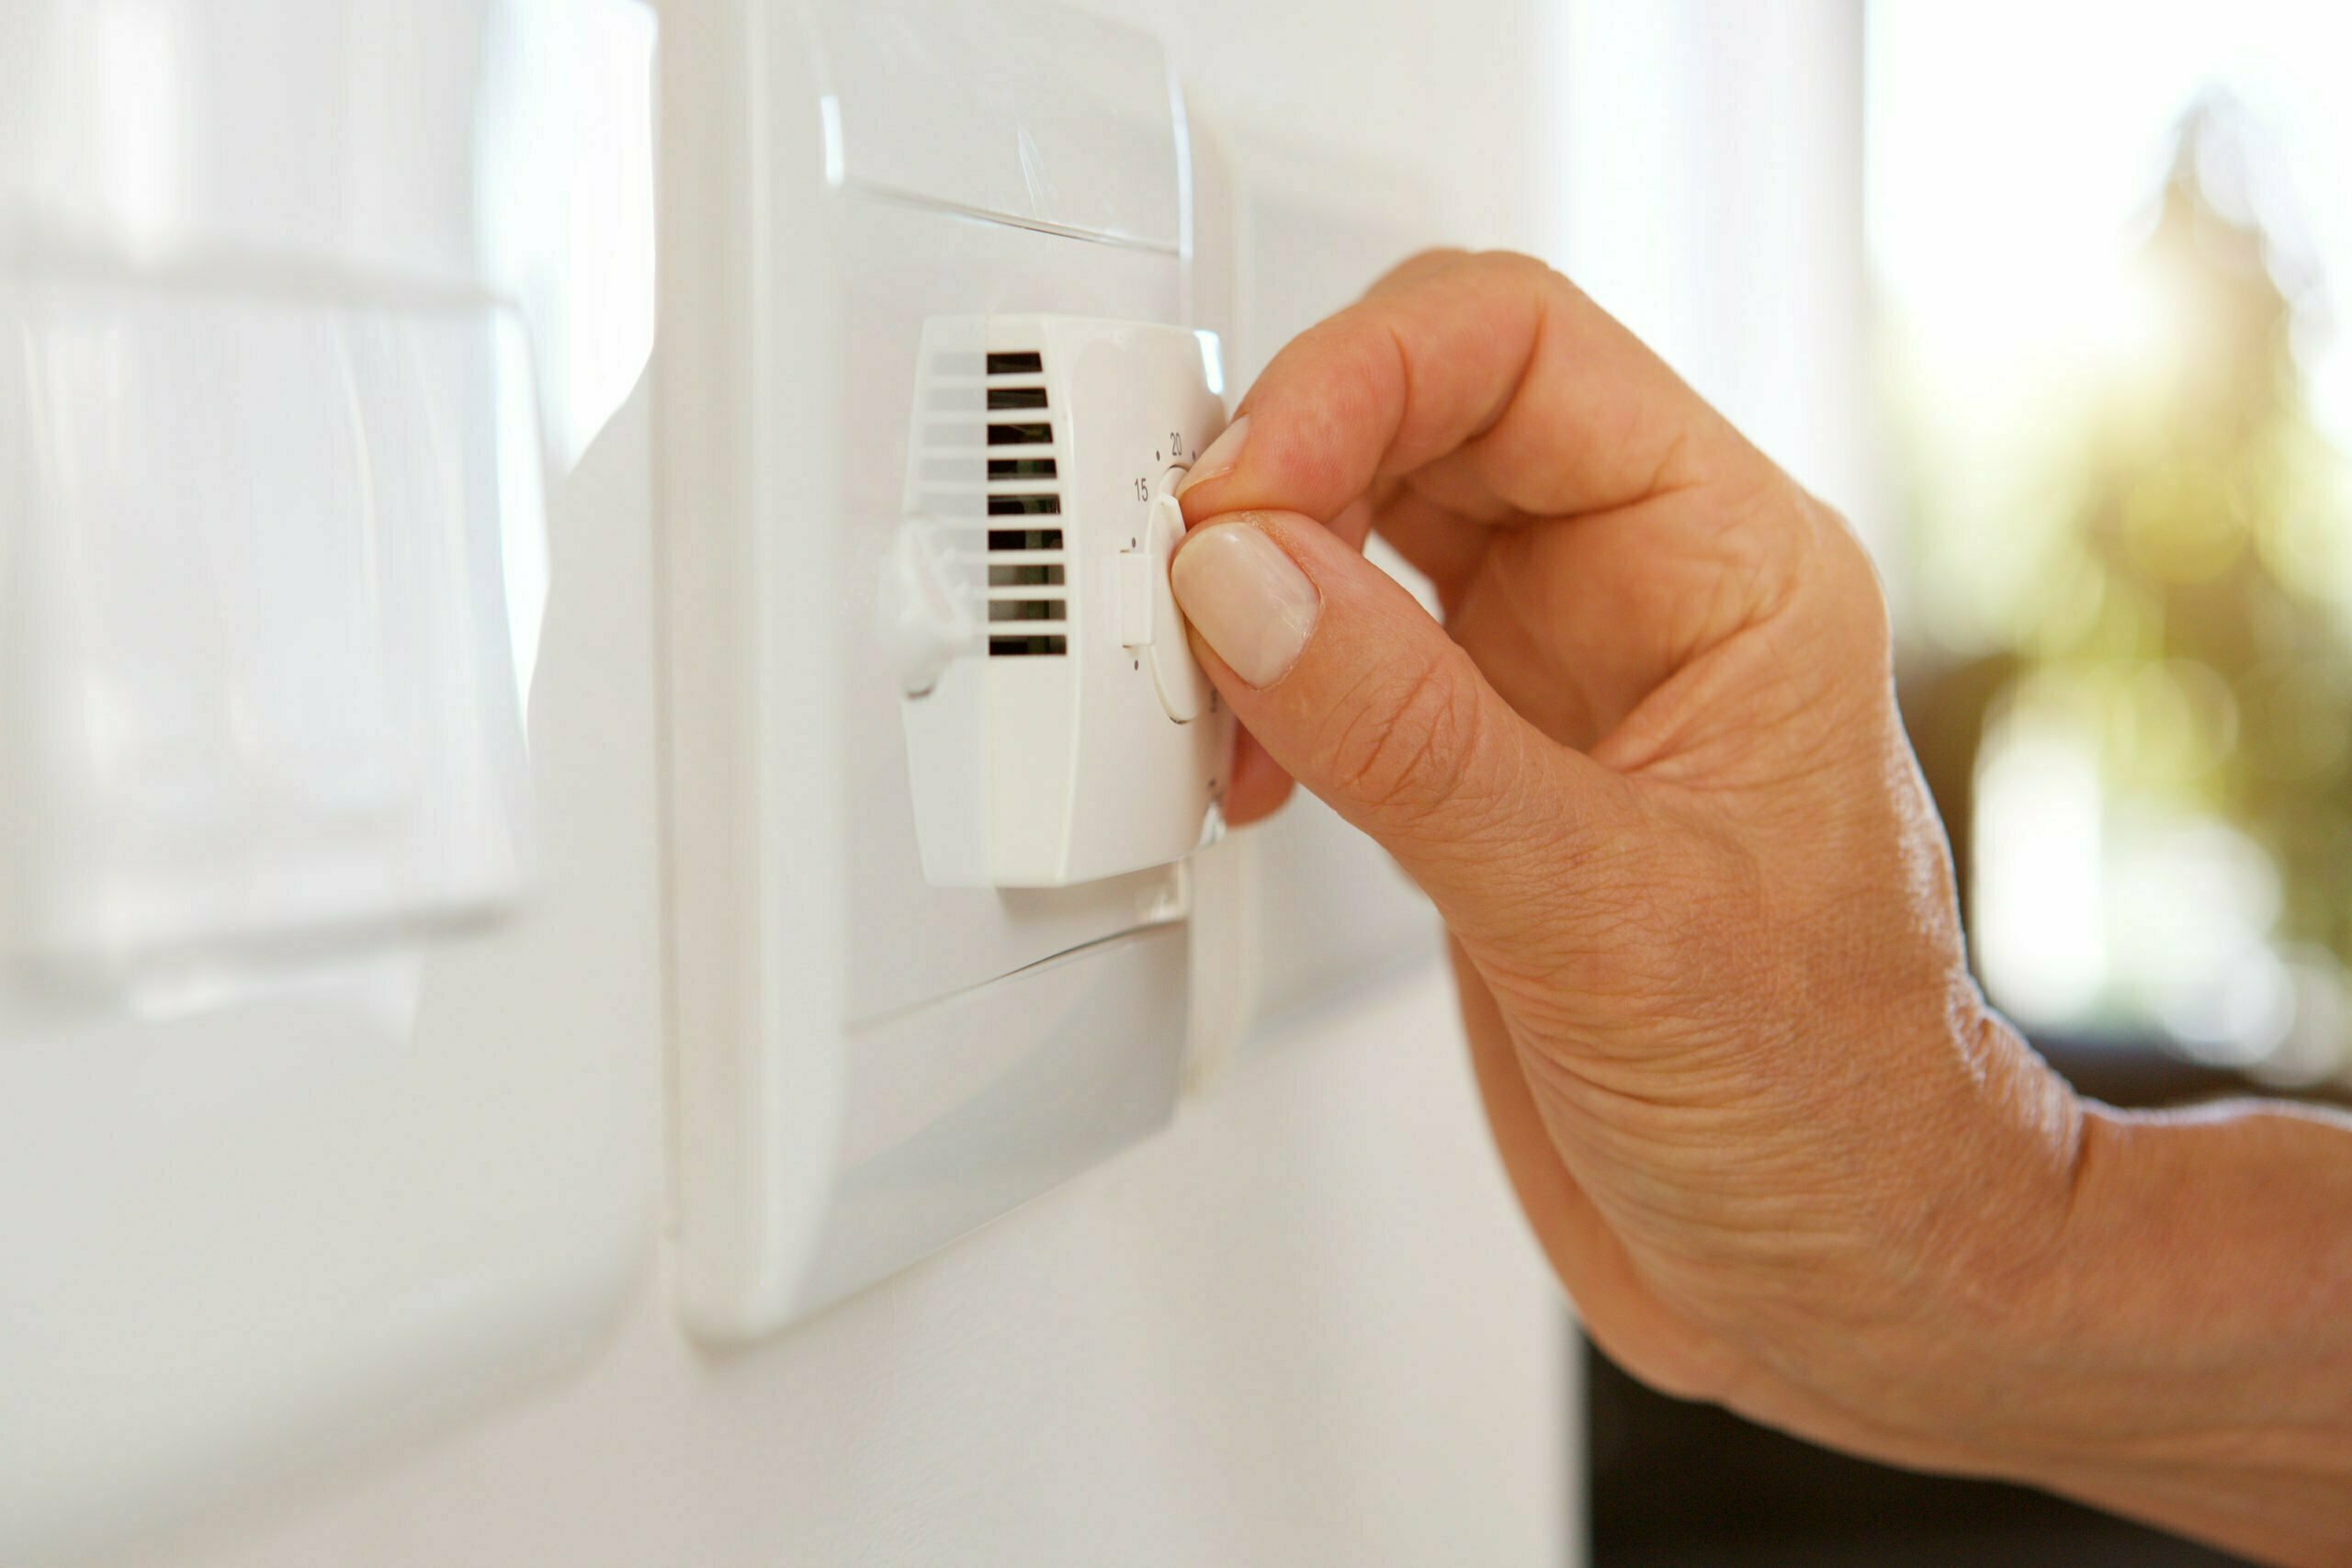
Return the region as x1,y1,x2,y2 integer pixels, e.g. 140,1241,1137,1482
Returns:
1170,512,1639,953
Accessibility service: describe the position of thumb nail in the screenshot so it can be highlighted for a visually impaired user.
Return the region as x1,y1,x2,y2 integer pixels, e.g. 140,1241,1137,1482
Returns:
1170,521,1320,688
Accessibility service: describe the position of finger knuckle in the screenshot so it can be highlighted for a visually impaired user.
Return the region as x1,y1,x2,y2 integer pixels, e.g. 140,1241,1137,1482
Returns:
1478,248,1579,301
1818,507,1895,658
1474,247,1551,280
1375,246,1474,289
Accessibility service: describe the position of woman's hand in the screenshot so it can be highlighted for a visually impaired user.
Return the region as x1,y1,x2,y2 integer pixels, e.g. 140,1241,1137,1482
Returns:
1171,250,2352,1566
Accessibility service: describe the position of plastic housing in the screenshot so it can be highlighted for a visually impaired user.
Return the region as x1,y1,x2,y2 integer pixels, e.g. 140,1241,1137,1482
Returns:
895,313,1233,888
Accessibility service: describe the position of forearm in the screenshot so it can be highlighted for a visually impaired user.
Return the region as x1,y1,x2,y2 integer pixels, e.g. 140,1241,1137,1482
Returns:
2011,1098,2352,1564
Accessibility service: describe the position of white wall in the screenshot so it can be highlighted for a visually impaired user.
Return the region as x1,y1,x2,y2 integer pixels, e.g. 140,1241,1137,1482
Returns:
141,971,1568,1568
1562,1,1881,559
86,2,1582,1564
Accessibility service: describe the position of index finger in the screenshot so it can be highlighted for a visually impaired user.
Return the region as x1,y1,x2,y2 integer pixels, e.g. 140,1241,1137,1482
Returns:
1177,250,1748,531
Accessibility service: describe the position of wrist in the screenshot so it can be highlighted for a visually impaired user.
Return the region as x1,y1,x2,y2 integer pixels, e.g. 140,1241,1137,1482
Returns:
1968,1098,2352,1560
2023,1102,2352,1442
1735,1001,2091,1463
1867,1007,2094,1456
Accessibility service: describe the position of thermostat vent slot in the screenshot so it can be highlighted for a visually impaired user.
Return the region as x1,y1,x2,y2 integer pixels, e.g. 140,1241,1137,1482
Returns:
987,528,1064,551
988,458,1057,480
989,563,1064,587
987,600,1065,623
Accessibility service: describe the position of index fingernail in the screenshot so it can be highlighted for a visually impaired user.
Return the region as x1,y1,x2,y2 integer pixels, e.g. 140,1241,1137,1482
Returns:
1175,414,1250,498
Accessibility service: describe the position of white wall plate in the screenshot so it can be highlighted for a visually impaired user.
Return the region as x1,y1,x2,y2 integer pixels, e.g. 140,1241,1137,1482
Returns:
662,0,1450,1342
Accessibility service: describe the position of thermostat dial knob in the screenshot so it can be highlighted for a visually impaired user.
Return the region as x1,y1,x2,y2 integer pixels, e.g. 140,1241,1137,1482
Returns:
1118,467,1214,723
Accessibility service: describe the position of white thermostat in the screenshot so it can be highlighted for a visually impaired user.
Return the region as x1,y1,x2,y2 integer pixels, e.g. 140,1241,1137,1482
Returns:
886,315,1235,887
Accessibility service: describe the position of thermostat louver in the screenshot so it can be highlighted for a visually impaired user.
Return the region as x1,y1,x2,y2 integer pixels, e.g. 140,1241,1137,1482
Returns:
983,350,1067,657
891,313,1233,890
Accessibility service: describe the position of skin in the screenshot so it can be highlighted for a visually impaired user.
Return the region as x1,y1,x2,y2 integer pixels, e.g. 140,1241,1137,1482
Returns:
1170,250,2352,1566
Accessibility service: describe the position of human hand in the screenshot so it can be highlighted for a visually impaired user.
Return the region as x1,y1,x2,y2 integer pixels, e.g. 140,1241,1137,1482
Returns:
1173,251,2352,1567
1172,247,2087,1478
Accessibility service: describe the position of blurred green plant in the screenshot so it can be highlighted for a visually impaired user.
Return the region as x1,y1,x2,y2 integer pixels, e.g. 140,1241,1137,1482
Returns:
1897,96,2352,1075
